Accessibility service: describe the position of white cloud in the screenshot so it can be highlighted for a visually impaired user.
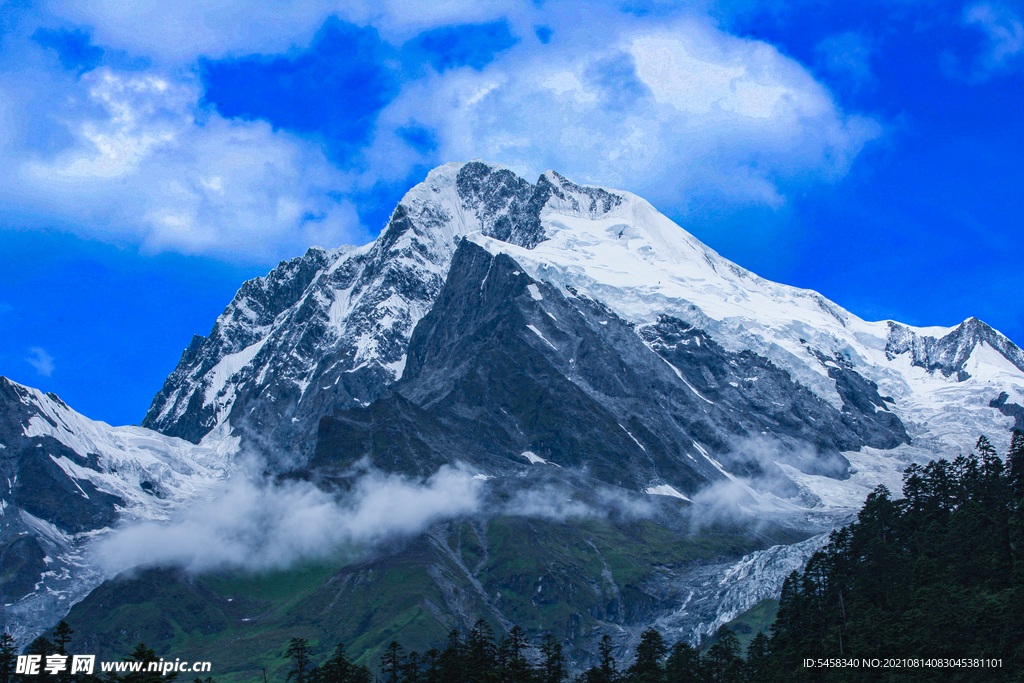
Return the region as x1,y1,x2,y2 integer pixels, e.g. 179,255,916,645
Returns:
2,3,883,260
3,67,365,259
367,15,881,213
91,465,483,574
26,347,55,377
44,0,531,62
964,2,1024,74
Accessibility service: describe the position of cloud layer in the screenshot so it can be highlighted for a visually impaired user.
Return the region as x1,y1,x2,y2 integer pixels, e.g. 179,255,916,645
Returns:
3,1,884,261
91,465,483,574
1,62,364,258
369,14,880,212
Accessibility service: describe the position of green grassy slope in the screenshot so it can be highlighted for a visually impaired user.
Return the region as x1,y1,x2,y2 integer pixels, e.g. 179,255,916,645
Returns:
61,515,790,682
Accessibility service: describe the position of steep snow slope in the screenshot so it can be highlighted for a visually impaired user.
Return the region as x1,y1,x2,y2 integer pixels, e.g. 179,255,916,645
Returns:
0,377,231,644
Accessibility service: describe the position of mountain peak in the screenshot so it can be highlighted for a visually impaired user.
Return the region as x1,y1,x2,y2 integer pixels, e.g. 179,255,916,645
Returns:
141,160,1024,470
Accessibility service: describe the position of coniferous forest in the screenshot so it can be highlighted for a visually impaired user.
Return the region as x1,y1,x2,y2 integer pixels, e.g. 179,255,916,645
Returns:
5,433,1023,683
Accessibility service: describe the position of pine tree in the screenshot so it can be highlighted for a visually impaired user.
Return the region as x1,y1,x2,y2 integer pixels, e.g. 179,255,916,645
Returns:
51,622,73,655
596,635,617,683
120,642,172,683
286,638,313,683
625,628,665,683
703,627,741,683
1010,430,1024,587
380,642,404,683
439,629,464,683
743,632,770,683
499,626,534,683
539,634,566,683
318,642,360,683
1008,430,1024,501
401,651,422,683
664,641,698,683
0,634,16,683
466,619,497,683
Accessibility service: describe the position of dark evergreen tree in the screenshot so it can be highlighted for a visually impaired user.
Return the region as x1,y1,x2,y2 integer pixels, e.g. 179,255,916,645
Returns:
702,628,741,683
466,619,498,683
766,435,1024,682
317,642,369,683
52,622,73,656
380,642,404,683
401,651,422,683
663,641,698,683
625,628,665,683
499,626,534,683
539,634,566,683
421,649,442,683
743,632,770,683
285,638,313,683
120,642,173,683
439,629,465,683
0,634,16,683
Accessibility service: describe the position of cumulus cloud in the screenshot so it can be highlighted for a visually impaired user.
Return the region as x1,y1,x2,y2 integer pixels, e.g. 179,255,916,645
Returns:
26,347,55,377
367,13,881,213
2,67,363,259
4,2,883,260
90,465,483,574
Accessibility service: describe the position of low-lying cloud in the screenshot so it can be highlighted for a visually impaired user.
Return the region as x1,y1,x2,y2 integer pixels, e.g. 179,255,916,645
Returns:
500,483,656,522
91,465,482,574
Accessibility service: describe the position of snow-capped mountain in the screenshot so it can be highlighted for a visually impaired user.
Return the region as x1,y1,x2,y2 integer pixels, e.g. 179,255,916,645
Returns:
5,160,1024,658
141,162,582,467
0,377,231,644
145,160,1023,496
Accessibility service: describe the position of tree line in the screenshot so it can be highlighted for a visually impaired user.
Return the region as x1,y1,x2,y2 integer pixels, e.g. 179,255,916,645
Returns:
766,432,1024,682
300,432,1024,683
281,621,754,683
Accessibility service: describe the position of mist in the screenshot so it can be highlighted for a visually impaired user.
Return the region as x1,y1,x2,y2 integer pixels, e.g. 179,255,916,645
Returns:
90,464,483,574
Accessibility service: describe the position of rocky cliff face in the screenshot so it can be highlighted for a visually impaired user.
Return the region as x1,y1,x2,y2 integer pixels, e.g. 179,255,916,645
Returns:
312,240,910,498
143,160,1024,478
141,163,626,469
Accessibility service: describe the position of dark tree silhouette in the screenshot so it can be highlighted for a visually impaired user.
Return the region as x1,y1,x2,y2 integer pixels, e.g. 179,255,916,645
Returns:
285,638,313,683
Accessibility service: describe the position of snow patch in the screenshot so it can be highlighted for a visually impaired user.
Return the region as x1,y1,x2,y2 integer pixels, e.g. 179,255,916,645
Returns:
644,484,692,501
521,451,561,467
526,324,557,350
203,337,268,407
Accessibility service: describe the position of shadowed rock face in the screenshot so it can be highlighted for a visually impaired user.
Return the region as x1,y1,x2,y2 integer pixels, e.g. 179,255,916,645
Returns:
140,162,620,468
312,240,908,492
139,161,1020,485
991,392,1024,431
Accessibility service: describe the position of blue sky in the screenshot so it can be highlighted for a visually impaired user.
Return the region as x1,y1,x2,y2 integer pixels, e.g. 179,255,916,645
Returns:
1,0,1022,426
